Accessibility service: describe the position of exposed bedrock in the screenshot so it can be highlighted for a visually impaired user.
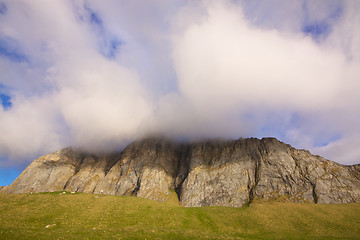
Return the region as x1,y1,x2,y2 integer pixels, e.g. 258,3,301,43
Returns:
2,137,360,207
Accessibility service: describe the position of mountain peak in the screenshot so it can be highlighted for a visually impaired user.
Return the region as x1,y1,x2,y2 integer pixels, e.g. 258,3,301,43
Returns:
2,137,360,207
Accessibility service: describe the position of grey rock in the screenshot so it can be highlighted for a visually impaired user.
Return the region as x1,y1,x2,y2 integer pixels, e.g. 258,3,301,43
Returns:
1,148,83,193
1,137,360,207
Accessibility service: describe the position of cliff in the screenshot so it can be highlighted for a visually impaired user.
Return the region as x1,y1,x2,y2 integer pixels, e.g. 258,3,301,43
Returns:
2,137,360,207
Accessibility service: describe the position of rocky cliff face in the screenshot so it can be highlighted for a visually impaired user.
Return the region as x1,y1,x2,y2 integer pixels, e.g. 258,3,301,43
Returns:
2,137,360,207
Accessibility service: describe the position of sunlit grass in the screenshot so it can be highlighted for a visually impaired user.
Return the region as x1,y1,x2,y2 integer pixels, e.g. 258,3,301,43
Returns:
0,192,359,239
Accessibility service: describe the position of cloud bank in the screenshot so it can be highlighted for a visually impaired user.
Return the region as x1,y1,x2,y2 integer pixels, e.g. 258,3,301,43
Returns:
0,0,359,166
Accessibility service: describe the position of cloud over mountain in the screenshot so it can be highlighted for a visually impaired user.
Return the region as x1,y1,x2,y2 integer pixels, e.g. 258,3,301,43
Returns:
0,0,359,166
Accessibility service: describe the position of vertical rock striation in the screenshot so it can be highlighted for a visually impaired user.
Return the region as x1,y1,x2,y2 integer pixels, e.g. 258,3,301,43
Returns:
2,137,360,206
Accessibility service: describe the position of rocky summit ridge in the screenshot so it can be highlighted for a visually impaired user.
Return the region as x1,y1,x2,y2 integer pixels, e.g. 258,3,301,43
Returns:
2,137,360,207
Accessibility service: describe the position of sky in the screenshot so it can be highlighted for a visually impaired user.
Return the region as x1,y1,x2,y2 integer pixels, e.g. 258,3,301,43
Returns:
0,0,360,186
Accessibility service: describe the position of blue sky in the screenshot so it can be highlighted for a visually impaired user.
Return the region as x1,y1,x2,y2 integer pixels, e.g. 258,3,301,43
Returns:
0,0,360,186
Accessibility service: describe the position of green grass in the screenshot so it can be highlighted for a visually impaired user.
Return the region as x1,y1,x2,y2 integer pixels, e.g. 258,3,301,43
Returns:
0,192,360,239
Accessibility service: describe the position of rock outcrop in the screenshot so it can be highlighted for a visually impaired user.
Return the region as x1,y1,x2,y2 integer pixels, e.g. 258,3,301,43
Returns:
2,137,360,207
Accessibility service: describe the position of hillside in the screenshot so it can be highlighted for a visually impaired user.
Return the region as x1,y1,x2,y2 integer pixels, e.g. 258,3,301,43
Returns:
2,137,360,207
0,192,360,239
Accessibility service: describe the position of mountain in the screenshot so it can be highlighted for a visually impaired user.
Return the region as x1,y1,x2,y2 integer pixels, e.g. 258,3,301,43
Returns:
2,137,360,207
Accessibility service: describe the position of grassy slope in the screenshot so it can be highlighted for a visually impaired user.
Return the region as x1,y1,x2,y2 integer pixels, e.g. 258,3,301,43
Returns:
0,192,359,240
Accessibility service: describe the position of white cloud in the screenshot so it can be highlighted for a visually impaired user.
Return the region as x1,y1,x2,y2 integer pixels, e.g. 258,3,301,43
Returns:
0,0,359,166
167,1,359,164
0,0,154,165
55,59,153,151
169,1,348,137
0,95,63,163
173,4,343,109
314,135,360,165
